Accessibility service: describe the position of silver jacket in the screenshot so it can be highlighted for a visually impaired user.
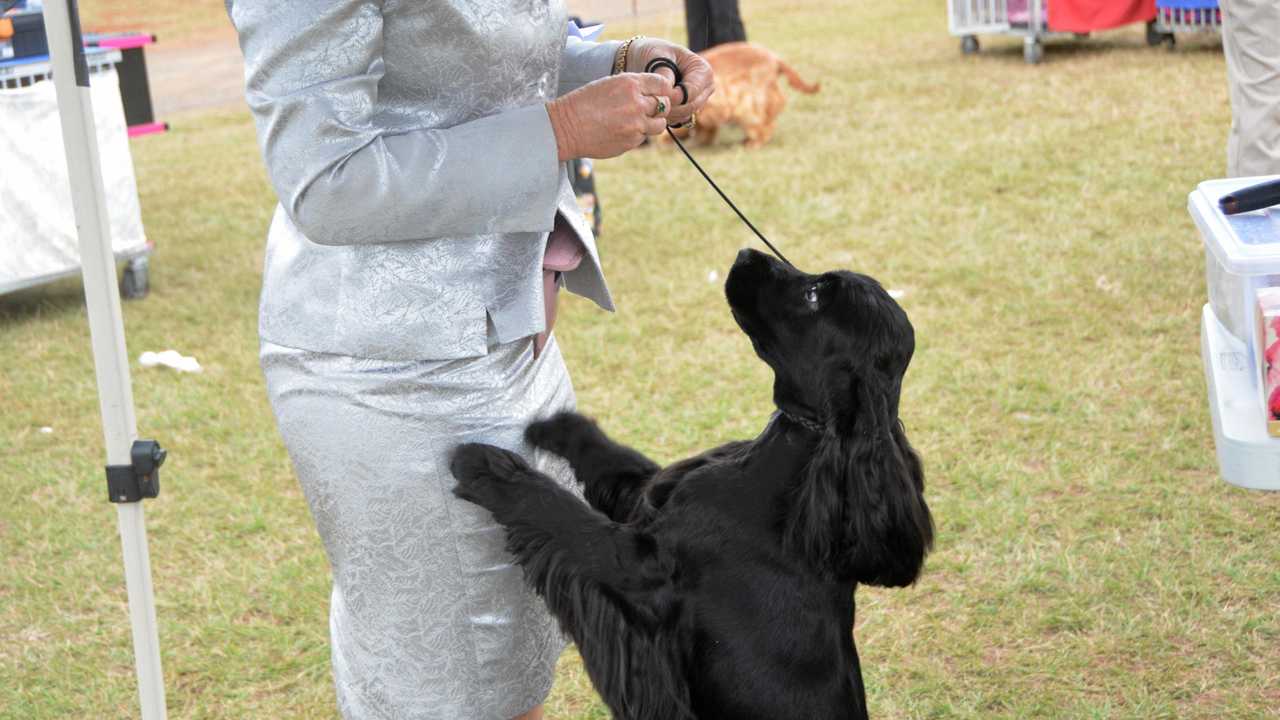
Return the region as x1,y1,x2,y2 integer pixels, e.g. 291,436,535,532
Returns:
228,0,619,360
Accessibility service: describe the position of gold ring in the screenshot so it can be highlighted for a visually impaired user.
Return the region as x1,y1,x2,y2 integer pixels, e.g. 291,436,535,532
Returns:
654,97,667,117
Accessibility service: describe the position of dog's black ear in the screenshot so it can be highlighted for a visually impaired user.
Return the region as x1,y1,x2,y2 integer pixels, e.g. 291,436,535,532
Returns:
783,366,933,585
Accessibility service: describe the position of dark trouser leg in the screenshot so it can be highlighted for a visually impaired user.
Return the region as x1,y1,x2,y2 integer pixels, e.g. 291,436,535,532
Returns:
707,0,747,48
685,0,712,53
687,0,747,52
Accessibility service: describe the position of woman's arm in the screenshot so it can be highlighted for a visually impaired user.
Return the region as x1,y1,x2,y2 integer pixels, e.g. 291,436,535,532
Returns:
231,0,561,246
559,37,622,97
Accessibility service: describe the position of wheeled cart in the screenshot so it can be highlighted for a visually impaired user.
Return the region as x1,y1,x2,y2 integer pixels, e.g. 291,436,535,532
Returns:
948,0,1174,64
1151,0,1222,46
1,35,157,299
948,0,1058,64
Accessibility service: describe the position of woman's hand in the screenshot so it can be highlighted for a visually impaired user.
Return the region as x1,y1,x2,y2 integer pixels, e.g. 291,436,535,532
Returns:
546,73,680,161
626,38,714,127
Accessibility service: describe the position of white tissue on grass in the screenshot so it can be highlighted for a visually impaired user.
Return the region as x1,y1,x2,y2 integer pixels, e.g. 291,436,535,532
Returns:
707,270,719,283
139,350,202,374
39,426,53,434
888,289,906,300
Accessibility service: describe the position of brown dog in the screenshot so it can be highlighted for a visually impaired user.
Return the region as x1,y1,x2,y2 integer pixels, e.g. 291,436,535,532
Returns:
676,42,819,148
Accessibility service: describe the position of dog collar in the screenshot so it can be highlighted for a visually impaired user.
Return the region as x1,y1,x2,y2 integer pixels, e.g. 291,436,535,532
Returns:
778,409,824,434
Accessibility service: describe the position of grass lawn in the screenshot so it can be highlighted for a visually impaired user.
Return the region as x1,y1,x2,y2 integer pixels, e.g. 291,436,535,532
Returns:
4,0,1280,717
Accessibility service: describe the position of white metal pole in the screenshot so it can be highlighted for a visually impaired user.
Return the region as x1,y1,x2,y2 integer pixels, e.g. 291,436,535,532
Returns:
41,1,167,718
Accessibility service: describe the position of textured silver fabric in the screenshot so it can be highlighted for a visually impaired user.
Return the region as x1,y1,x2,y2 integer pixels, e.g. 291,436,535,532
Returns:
228,0,620,360
262,335,580,720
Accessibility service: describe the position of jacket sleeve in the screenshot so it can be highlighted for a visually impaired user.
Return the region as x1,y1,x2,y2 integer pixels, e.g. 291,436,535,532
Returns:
230,0,562,246
558,36,622,96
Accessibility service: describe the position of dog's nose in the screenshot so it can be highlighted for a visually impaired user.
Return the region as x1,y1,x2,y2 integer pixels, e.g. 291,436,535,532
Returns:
734,247,763,266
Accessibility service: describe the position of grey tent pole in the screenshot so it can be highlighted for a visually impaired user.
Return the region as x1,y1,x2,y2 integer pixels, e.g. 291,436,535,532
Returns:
42,1,167,718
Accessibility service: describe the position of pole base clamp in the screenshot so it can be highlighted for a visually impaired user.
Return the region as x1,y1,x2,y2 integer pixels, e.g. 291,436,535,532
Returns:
106,439,166,503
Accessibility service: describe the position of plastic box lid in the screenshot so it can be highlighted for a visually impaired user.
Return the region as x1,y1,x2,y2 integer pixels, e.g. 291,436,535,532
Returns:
1189,176,1280,275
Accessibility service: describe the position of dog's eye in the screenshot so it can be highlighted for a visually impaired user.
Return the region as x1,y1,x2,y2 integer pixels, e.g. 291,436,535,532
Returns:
804,284,822,306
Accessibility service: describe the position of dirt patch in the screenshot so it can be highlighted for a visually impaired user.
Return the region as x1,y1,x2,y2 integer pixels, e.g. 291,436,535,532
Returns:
144,25,246,118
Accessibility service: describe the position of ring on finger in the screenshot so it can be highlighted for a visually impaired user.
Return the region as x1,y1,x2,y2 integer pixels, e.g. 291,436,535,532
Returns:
652,96,667,117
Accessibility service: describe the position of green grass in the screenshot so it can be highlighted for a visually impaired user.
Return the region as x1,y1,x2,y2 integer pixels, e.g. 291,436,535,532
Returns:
4,0,1280,717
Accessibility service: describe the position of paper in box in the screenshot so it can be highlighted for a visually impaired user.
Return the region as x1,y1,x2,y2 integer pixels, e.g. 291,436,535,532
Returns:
1259,287,1280,437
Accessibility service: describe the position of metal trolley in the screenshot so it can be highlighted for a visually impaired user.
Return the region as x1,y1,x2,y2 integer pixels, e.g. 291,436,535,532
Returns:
1,37,160,299
947,0,1195,63
1151,0,1222,45
947,0,1062,64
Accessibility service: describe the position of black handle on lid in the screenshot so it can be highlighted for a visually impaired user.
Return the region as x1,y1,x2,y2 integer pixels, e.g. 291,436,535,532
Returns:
1219,178,1280,216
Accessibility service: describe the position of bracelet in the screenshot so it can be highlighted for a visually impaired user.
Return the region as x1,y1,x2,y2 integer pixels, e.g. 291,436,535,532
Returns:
612,35,642,75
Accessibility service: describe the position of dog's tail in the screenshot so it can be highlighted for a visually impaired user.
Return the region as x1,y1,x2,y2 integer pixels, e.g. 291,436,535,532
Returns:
777,58,820,94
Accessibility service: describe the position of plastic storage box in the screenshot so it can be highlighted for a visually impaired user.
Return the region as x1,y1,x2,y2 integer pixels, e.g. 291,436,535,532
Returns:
1193,177,1280,363
1189,176,1280,490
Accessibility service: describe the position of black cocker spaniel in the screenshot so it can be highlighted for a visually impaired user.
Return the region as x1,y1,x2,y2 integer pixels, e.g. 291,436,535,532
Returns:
450,247,933,720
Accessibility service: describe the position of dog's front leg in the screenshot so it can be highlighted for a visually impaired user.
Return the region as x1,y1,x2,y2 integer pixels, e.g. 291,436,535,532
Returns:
525,412,660,522
450,443,674,624
451,442,690,720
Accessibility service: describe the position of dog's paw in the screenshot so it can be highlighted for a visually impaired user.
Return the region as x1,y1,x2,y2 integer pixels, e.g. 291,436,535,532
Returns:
450,443,531,506
524,411,598,456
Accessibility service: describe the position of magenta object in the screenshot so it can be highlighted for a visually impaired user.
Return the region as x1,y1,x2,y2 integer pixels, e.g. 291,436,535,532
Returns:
126,121,167,138
1008,0,1031,23
94,33,154,50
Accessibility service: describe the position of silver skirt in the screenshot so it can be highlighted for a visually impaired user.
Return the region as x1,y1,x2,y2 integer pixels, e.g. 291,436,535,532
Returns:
261,336,576,720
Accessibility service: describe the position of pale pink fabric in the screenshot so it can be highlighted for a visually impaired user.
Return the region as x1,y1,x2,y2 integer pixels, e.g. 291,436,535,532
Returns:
1008,0,1031,24
535,214,585,357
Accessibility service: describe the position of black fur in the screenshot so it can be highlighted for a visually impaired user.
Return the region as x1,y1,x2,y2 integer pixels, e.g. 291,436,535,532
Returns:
451,248,933,719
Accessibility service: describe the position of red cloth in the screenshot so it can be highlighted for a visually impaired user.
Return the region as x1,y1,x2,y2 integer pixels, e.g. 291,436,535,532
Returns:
1047,0,1156,32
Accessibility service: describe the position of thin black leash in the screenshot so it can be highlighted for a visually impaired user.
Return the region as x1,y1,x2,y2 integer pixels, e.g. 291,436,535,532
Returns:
644,57,795,269
663,127,794,268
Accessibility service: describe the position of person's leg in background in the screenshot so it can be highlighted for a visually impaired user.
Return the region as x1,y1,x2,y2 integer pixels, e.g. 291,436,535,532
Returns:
707,0,747,49
686,0,712,53
685,0,746,53
1222,0,1280,177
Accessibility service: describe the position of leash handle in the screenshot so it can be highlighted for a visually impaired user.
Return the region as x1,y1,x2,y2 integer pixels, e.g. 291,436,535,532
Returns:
643,57,688,109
